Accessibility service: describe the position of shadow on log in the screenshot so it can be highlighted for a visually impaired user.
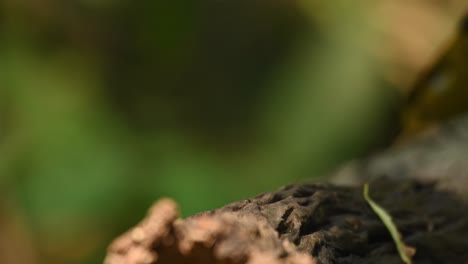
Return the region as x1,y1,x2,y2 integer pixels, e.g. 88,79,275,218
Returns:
105,116,468,264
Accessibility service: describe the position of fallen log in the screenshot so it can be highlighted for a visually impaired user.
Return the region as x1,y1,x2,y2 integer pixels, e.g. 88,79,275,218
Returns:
105,116,468,264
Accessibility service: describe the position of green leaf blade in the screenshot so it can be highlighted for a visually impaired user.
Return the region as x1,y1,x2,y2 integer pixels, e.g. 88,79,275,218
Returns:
363,183,414,264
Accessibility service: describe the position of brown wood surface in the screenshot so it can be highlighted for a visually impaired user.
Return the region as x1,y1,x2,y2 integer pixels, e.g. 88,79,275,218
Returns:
105,115,468,264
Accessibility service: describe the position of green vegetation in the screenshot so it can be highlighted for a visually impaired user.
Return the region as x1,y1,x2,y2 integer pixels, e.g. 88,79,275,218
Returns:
0,1,413,263
364,184,414,264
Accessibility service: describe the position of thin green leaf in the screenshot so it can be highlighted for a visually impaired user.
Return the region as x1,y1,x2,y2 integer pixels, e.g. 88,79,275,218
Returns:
363,183,414,264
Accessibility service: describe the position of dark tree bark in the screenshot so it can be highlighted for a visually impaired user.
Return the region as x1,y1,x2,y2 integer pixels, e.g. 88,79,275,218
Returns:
105,116,468,264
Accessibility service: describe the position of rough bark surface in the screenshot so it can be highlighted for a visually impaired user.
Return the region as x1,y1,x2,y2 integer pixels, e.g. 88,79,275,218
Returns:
105,116,468,264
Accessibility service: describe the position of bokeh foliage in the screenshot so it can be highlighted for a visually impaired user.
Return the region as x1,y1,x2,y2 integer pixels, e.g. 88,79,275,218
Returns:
0,1,402,263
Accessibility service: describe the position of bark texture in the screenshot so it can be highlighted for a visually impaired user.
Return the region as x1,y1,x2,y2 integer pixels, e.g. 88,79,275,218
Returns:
105,116,468,264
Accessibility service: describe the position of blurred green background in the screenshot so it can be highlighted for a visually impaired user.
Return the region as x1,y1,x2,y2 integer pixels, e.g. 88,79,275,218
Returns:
0,1,404,263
